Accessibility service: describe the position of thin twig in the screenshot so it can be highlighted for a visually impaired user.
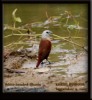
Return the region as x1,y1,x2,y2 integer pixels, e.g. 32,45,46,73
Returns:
52,34,87,52
4,34,12,38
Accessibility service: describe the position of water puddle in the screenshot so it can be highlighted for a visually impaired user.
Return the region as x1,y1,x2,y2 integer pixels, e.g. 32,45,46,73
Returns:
22,60,37,68
21,48,87,78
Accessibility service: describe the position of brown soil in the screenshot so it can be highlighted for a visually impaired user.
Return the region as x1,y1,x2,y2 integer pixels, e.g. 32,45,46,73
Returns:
3,50,88,92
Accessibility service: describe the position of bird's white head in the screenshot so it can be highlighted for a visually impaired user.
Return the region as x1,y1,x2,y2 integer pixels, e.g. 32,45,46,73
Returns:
42,30,52,39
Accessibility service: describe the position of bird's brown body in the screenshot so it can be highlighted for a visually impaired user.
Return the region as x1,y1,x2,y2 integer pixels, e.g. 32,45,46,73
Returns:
36,39,51,68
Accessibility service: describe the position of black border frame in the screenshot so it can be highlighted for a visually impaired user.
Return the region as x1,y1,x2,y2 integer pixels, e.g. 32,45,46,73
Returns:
1,0,91,100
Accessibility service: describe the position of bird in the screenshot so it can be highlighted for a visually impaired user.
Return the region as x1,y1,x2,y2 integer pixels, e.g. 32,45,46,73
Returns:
35,30,52,68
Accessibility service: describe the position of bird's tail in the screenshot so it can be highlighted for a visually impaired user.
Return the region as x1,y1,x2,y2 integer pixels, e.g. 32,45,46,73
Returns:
36,59,41,68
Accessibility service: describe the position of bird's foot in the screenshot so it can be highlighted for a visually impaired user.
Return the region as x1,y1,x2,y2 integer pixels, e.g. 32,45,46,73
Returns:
46,61,52,65
41,61,46,67
41,61,45,64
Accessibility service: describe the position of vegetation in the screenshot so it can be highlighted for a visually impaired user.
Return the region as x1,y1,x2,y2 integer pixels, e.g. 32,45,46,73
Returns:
4,8,87,52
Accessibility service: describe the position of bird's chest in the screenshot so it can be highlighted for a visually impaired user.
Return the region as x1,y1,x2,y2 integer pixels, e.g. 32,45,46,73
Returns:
40,39,51,49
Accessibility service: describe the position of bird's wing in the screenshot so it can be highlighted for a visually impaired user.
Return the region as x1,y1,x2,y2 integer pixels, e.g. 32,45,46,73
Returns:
38,39,51,60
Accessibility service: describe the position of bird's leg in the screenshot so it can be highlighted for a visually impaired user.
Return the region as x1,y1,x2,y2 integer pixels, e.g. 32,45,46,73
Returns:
46,59,52,65
41,61,45,67
41,61,45,64
46,59,52,69
47,61,52,64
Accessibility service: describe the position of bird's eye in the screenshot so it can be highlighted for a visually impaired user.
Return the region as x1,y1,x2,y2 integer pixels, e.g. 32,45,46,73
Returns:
46,31,49,33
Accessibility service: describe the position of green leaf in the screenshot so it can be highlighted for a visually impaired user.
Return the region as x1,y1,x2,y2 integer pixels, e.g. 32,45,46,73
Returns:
12,8,17,17
12,8,22,23
15,17,22,23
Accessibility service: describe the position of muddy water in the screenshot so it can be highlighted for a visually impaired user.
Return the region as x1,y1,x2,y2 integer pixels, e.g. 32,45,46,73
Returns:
22,41,87,77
